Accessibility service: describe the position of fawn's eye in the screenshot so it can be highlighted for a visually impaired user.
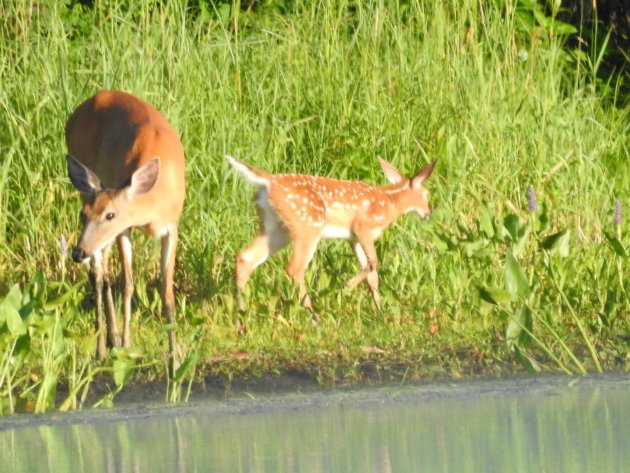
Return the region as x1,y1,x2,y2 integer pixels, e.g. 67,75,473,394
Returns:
80,212,87,224
105,212,115,221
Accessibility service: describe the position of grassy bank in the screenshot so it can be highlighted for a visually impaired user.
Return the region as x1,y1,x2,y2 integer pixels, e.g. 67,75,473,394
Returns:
0,0,628,413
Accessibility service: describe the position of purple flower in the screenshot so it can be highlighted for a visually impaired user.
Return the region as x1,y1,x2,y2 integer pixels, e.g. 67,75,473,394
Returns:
614,199,622,227
527,186,538,213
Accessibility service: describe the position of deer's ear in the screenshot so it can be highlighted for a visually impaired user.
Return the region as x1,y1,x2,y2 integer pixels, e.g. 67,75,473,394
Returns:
126,158,160,199
67,155,102,196
411,160,437,188
378,157,405,184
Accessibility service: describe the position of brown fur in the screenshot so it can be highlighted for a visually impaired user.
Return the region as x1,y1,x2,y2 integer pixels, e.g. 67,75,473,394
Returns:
229,156,436,310
66,90,185,368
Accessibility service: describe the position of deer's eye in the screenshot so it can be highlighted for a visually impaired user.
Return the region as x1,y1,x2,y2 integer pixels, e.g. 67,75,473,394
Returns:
105,212,115,221
80,212,87,224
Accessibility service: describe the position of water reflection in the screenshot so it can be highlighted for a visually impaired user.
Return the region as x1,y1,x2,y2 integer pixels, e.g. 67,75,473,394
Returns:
1,380,629,472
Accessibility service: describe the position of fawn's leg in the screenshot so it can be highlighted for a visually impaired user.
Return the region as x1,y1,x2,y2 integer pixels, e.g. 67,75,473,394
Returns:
236,231,289,311
117,229,133,348
286,235,320,309
345,238,370,289
354,234,381,309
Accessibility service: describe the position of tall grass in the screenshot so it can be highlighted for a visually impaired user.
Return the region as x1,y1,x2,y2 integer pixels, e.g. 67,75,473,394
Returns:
0,0,628,411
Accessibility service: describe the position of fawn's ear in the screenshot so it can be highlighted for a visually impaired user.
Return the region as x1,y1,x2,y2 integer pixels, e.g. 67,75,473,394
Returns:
126,158,160,199
378,157,405,184
67,154,102,197
411,160,437,189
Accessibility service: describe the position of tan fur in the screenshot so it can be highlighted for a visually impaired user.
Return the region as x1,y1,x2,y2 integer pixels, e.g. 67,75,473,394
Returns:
66,90,185,368
229,157,436,310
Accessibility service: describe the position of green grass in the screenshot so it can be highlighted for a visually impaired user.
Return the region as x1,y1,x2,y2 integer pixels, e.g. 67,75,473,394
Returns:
0,0,628,412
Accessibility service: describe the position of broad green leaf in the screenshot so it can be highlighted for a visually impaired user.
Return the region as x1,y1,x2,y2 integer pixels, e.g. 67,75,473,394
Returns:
605,233,627,258
464,240,486,258
29,271,47,307
12,334,31,362
513,345,542,373
478,286,514,305
39,373,58,409
479,204,495,239
504,252,530,297
506,306,533,347
2,284,23,313
29,313,57,336
552,21,578,35
538,201,550,232
431,229,457,251
44,289,74,311
173,355,199,382
555,230,571,257
603,289,618,322
540,230,570,257
113,358,136,387
494,219,511,243
532,7,552,29
503,214,521,241
516,11,536,29
0,298,26,336
512,226,531,257
218,3,232,24
51,318,65,356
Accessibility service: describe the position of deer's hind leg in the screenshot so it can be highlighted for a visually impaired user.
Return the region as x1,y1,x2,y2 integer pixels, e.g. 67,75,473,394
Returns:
236,199,290,311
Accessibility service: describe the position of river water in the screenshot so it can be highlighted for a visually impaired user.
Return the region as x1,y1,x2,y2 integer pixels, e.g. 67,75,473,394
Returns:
1,374,628,472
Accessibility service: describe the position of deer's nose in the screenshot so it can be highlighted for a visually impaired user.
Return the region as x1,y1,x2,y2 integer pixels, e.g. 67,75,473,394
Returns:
72,247,87,263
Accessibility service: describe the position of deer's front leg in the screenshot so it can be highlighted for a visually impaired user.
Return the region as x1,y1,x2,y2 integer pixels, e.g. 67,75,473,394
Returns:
117,229,133,348
160,226,179,371
345,238,369,290
90,252,107,359
354,234,381,309
286,235,320,310
101,244,120,348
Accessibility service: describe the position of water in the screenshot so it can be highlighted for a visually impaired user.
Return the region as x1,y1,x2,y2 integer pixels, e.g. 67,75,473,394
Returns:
1,375,628,472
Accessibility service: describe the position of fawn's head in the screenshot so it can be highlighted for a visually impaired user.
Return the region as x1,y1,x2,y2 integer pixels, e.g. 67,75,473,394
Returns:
378,158,437,219
67,155,160,263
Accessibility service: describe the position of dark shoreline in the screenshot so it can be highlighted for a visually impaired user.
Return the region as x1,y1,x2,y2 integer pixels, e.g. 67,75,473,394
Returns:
2,371,628,432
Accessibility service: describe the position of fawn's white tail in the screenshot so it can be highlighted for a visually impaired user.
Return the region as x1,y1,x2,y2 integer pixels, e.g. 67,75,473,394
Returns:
226,155,271,187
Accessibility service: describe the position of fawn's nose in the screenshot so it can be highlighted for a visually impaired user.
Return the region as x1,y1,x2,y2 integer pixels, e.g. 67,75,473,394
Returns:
72,247,87,263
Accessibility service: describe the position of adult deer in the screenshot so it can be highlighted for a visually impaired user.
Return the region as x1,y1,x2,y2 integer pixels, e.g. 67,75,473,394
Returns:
66,90,185,367
227,156,436,310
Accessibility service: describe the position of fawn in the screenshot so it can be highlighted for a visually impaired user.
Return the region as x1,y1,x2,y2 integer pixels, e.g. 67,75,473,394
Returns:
227,155,436,310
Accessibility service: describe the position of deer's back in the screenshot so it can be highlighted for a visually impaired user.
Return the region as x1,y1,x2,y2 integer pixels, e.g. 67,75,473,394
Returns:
65,90,185,221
